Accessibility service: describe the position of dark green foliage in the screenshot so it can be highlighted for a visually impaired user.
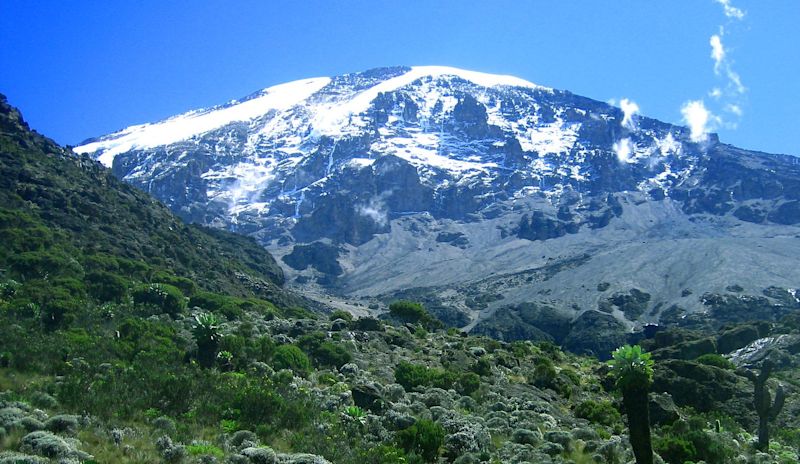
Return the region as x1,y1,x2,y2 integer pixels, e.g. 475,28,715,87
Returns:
531,357,557,388
312,342,352,368
472,357,493,377
456,372,481,395
351,316,383,331
653,435,696,464
396,419,444,462
394,361,457,391
297,332,352,368
85,270,129,302
192,313,221,368
695,353,735,370
151,270,197,296
329,309,353,321
655,420,736,464
272,345,311,373
389,300,428,323
132,283,186,317
40,296,80,330
358,445,408,463
574,399,622,427
395,362,434,390
389,300,443,329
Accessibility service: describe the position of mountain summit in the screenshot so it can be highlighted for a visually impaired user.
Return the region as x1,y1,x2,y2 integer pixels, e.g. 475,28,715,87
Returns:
76,66,800,354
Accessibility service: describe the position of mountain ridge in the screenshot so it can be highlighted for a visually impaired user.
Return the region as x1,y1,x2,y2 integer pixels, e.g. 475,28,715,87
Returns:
72,66,800,353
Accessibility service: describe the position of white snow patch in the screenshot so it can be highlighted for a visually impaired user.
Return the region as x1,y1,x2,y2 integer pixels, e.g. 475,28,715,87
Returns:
346,158,376,169
308,66,544,138
518,122,579,155
75,77,331,166
371,131,496,174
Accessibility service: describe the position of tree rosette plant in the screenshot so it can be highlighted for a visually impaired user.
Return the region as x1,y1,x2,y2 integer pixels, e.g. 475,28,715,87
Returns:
609,345,654,464
343,405,367,426
193,312,221,368
740,359,786,451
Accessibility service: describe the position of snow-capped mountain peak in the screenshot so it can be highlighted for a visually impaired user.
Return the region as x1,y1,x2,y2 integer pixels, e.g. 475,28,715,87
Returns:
75,66,545,168
74,65,708,242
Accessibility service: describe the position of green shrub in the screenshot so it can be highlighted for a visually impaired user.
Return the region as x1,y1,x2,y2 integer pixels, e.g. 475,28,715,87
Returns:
188,291,245,319
457,372,481,395
186,443,224,457
655,421,737,464
531,357,557,388
9,250,83,279
396,419,444,462
574,400,621,427
358,445,408,463
329,310,353,321
395,362,431,390
471,357,492,377
151,270,196,296
654,435,696,464
695,353,735,370
297,332,352,368
313,342,352,368
132,283,186,317
272,345,311,373
394,361,456,391
41,297,80,330
85,270,128,302
389,300,428,323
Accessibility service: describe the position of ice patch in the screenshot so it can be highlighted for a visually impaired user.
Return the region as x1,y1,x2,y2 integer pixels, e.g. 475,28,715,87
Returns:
75,77,331,166
518,121,579,155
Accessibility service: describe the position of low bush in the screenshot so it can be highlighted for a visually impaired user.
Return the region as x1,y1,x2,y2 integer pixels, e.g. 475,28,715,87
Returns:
394,362,457,391
574,399,621,427
132,283,186,317
272,345,311,374
396,419,444,462
329,310,353,321
694,353,735,370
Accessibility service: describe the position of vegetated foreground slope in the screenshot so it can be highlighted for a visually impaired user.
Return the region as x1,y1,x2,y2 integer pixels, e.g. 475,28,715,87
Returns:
0,93,289,302
74,66,800,353
0,94,799,464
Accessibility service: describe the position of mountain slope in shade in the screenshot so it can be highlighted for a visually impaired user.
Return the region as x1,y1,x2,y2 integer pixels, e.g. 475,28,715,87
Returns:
0,93,299,306
75,66,800,354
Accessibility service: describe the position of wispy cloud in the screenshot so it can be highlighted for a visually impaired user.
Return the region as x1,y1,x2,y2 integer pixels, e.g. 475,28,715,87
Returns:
613,138,635,163
620,98,640,131
709,34,726,74
680,0,747,144
714,0,745,19
681,100,721,142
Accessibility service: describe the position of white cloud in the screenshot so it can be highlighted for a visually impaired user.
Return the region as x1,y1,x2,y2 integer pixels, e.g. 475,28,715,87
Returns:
681,100,720,142
613,138,635,163
709,88,723,99
710,34,726,74
356,195,389,226
725,104,743,116
620,98,640,131
727,69,745,95
714,0,745,19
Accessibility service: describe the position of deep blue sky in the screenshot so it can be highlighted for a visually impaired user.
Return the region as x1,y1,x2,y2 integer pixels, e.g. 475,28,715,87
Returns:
1,1,798,155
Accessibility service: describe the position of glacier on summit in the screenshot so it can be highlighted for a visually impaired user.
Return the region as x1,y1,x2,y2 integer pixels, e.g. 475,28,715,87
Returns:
76,65,692,233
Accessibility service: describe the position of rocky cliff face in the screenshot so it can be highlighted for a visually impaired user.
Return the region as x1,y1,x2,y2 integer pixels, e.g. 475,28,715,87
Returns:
76,66,800,354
